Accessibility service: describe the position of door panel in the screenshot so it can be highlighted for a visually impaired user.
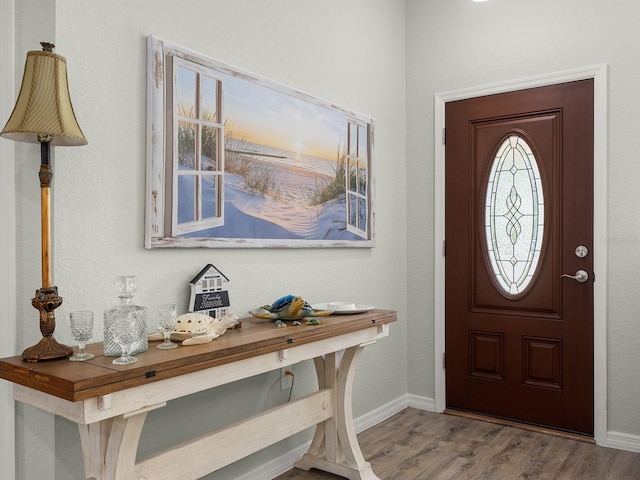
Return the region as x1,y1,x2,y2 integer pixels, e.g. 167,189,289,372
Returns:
473,115,560,316
445,80,594,435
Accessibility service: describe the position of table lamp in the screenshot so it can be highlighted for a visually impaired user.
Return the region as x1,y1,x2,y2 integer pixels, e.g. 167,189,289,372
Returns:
1,42,87,362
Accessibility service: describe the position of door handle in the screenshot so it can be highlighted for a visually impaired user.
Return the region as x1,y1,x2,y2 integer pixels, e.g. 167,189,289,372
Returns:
561,270,589,283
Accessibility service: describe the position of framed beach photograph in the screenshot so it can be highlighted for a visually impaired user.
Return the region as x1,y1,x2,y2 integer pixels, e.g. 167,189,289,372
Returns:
145,36,375,248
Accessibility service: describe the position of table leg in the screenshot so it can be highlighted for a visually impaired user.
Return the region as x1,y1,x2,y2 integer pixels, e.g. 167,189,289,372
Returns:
77,421,108,480
295,345,380,480
77,412,148,480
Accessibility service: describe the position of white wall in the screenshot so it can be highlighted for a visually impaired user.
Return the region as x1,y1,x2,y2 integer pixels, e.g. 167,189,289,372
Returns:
11,0,640,477
11,1,408,479
1,1,16,479
12,2,59,479
406,0,640,438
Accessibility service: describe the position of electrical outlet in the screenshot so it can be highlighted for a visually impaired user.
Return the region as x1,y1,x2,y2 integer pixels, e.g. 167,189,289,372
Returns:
280,367,293,391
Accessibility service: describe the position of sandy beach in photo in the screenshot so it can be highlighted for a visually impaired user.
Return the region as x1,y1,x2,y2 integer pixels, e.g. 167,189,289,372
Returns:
178,162,363,241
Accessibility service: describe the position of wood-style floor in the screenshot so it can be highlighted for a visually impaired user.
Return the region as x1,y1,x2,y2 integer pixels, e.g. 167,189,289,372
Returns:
274,408,640,480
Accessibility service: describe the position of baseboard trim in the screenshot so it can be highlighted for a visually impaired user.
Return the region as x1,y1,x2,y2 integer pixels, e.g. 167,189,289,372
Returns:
607,430,640,453
354,395,411,433
407,393,435,412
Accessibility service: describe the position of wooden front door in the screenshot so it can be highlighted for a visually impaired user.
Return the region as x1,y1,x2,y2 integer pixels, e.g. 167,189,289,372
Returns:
444,80,594,435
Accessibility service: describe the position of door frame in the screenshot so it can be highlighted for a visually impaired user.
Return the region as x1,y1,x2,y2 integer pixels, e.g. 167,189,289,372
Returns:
434,64,608,445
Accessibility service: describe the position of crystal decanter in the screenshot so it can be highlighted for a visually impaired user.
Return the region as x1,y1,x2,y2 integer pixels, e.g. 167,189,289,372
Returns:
103,275,148,356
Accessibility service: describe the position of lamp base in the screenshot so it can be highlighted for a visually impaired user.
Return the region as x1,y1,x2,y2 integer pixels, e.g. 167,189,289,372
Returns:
22,286,73,362
22,336,73,362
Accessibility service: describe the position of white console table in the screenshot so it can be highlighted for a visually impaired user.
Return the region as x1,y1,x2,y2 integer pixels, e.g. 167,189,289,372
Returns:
0,309,396,480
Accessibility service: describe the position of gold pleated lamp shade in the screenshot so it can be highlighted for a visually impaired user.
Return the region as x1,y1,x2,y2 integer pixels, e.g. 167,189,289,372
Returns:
1,43,87,146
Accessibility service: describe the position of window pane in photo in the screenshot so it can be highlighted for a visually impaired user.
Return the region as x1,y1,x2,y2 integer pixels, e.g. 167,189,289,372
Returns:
202,176,218,219
358,125,367,160
177,66,196,118
358,163,367,195
201,126,218,171
178,174,197,223
349,123,358,156
178,121,196,170
359,197,367,231
201,76,218,121
348,193,357,226
349,159,357,191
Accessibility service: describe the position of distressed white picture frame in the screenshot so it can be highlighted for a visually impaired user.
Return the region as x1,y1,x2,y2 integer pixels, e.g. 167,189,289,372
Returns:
145,36,375,248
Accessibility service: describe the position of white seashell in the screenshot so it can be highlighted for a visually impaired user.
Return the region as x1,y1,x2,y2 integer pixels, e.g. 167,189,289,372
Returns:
174,312,213,334
148,312,240,345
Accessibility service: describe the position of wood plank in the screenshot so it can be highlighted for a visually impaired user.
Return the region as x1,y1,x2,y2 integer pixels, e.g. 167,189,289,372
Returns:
275,409,640,480
11,322,390,425
134,388,334,480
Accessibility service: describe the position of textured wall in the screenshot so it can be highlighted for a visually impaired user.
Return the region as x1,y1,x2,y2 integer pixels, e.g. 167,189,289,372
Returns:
0,2,16,479
13,0,640,478
11,1,407,479
12,3,58,480
406,0,640,437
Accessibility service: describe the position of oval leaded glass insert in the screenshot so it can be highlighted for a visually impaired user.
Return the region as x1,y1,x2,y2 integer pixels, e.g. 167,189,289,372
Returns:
485,134,544,296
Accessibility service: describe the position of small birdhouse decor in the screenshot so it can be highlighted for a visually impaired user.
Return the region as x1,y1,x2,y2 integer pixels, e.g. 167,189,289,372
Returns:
189,264,231,318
